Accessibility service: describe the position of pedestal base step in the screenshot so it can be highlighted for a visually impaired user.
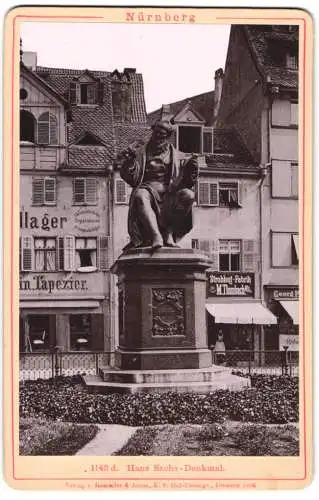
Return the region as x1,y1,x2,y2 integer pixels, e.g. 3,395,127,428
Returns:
83,367,250,394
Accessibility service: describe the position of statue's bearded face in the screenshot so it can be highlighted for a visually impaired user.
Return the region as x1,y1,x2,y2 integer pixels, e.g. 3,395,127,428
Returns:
152,126,169,145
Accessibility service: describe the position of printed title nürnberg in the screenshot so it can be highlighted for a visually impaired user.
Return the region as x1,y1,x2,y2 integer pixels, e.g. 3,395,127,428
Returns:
126,12,196,23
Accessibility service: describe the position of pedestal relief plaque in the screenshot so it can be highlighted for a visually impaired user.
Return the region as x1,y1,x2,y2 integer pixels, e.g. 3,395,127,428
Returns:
152,288,185,337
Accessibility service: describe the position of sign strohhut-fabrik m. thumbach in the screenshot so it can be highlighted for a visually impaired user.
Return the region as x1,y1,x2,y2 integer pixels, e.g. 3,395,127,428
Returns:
207,272,255,297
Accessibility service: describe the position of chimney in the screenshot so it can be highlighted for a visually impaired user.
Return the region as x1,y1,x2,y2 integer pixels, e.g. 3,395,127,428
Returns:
22,51,37,71
213,68,224,125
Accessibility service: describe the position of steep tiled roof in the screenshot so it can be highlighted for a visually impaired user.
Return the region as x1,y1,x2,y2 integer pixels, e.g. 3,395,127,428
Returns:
244,25,298,90
67,146,107,169
148,90,214,126
35,65,148,164
114,124,151,154
214,129,254,162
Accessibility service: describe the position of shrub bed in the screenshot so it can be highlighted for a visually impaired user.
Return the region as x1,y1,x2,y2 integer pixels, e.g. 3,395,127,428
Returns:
19,375,298,426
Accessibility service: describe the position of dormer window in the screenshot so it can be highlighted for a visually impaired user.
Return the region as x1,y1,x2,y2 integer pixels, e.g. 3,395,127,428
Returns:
80,83,96,104
69,72,103,106
286,51,298,69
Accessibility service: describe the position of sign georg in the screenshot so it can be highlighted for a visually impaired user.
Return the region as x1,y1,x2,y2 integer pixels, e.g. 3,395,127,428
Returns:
272,289,299,300
279,334,299,351
207,272,255,297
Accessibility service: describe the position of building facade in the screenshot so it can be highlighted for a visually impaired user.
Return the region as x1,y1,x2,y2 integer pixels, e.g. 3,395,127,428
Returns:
146,94,278,355
218,25,299,354
19,52,149,354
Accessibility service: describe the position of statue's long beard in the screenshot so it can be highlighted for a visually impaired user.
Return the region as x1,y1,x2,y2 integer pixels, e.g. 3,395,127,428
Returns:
149,139,168,154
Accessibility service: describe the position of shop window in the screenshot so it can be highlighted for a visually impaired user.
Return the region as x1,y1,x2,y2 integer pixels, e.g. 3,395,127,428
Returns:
73,177,97,205
70,314,92,350
75,238,97,270
28,315,51,351
272,160,298,198
271,232,299,267
34,238,57,271
38,112,58,145
20,110,36,142
219,240,241,271
178,126,201,153
32,176,56,205
115,179,131,204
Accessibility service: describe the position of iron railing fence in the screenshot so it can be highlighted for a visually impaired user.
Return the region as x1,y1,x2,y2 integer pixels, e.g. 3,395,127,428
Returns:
19,349,299,381
214,349,299,377
19,351,114,381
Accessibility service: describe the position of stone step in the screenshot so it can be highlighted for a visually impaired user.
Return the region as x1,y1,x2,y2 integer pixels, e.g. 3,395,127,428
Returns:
83,373,250,394
99,366,230,384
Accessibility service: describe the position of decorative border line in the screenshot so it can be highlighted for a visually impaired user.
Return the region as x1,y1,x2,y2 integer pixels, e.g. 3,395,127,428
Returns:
10,11,307,482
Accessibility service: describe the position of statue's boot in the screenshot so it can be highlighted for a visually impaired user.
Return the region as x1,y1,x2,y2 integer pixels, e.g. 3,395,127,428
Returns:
164,231,179,248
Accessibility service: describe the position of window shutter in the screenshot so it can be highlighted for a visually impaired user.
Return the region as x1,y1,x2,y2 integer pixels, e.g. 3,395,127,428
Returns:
49,114,58,144
210,240,219,270
73,178,85,204
98,81,104,105
87,84,96,104
44,177,56,204
21,236,33,271
199,239,210,256
57,237,64,270
242,239,258,271
291,163,298,197
115,179,127,203
86,178,97,204
198,182,210,205
237,181,243,206
69,82,77,104
209,182,219,206
38,112,50,144
32,178,44,205
203,129,213,153
64,236,75,271
98,236,109,270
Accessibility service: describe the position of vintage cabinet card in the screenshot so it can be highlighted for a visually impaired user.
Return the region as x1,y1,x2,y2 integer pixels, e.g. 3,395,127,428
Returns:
3,5,313,491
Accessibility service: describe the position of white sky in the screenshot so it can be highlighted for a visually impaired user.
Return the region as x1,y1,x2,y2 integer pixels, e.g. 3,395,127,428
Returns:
20,22,230,112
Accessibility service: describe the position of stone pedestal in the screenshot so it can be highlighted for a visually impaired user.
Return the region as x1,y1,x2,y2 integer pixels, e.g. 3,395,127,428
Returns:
112,248,212,370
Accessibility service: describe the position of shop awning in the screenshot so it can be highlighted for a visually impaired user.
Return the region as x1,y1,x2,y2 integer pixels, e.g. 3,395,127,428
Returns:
292,234,299,260
20,300,100,309
279,300,299,325
206,302,277,324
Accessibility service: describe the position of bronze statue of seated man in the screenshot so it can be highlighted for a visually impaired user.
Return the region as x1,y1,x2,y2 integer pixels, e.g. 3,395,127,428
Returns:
117,119,198,251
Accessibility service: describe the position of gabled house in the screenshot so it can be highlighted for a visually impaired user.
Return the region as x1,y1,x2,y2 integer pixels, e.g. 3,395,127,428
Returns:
20,51,150,355
147,88,278,354
217,25,299,354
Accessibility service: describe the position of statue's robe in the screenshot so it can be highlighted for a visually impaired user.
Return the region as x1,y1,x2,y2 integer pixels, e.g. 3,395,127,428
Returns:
120,143,195,249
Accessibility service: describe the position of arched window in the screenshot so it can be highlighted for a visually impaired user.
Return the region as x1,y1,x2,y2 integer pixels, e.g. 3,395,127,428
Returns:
38,112,58,145
20,110,36,142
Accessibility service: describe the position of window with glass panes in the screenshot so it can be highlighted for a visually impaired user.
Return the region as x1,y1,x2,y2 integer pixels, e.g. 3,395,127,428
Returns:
75,238,97,268
70,314,92,350
34,238,57,271
219,240,241,271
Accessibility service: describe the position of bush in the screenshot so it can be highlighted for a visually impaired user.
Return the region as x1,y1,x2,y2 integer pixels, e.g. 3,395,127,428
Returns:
19,375,298,426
